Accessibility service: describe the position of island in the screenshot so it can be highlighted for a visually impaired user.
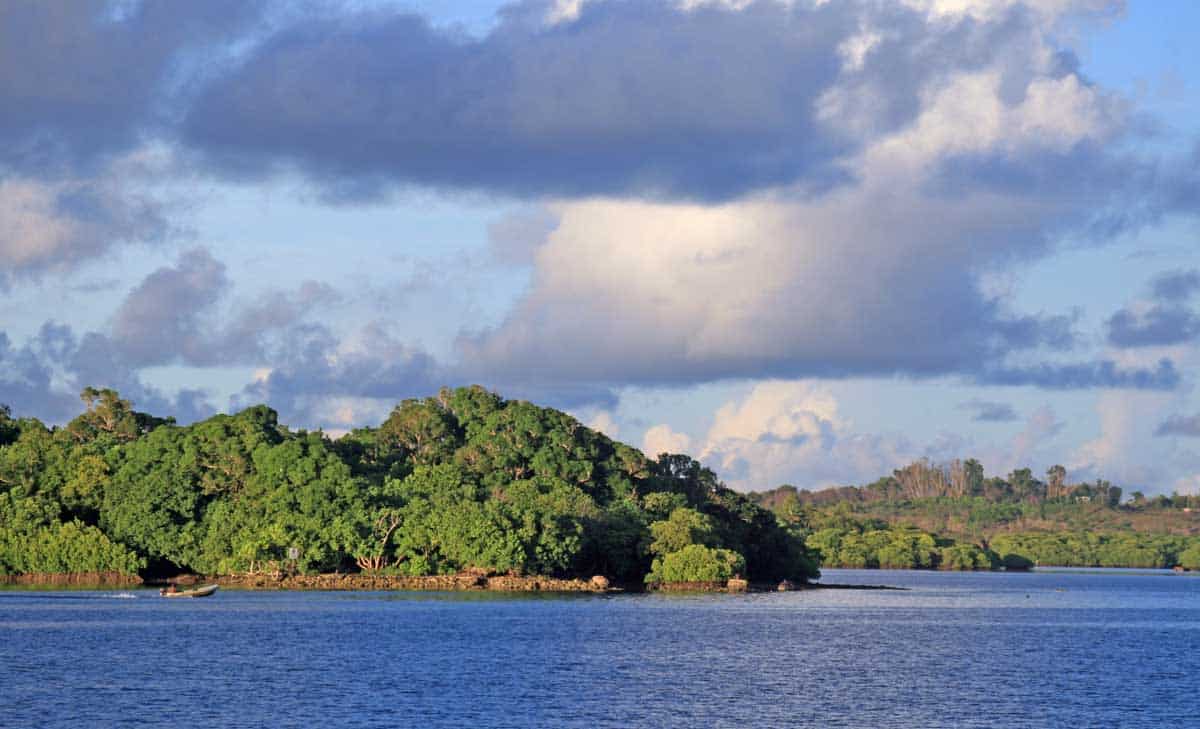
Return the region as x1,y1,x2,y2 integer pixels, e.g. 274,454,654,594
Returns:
2,386,1198,591
0,386,816,590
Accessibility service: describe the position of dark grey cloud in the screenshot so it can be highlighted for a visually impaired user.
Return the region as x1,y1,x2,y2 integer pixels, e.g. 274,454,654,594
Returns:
110,248,230,365
1151,269,1200,302
228,316,618,427
1155,413,1200,437
959,399,1020,423
0,0,263,174
977,358,1180,390
0,326,78,422
1107,306,1200,348
0,323,217,425
1107,268,1200,348
179,0,1033,202
108,248,340,368
2,315,447,429
0,1,263,283
231,322,445,428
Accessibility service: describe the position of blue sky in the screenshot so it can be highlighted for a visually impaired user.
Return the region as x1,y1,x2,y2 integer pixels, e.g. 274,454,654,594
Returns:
2,0,1198,495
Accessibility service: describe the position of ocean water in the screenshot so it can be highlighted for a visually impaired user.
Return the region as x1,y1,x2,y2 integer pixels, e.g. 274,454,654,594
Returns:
1,569,1197,728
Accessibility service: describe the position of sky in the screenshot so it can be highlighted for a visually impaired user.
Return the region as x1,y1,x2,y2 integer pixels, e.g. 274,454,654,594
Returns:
2,0,1199,495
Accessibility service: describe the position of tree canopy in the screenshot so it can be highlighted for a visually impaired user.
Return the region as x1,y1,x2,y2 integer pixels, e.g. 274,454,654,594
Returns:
0,386,819,585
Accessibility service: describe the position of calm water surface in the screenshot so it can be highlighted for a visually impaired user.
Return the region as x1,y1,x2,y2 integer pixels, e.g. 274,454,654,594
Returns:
2,569,1196,728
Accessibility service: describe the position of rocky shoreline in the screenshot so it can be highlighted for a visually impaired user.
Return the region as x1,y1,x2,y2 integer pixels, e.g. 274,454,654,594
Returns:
0,571,143,586
212,571,618,592
1,571,902,593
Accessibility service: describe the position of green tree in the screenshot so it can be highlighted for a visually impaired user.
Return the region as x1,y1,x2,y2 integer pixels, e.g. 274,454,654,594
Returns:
1178,542,1200,570
646,544,745,584
648,507,717,556
379,398,460,468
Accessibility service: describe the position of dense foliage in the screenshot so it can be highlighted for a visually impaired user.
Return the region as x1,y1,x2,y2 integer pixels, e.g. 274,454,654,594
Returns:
987,532,1197,569
801,508,990,570
0,388,818,585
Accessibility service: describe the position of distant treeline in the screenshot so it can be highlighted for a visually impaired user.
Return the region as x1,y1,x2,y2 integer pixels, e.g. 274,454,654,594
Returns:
0,388,817,586
796,506,1200,571
750,459,1200,571
756,458,1135,509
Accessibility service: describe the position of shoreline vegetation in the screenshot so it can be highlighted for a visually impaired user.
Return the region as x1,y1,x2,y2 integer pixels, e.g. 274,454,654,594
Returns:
2,387,1198,593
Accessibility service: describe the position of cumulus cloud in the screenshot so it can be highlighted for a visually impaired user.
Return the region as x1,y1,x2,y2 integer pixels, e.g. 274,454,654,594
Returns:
444,1,1200,395
638,382,1162,492
642,424,693,458
456,188,1168,392
585,411,620,439
648,380,924,490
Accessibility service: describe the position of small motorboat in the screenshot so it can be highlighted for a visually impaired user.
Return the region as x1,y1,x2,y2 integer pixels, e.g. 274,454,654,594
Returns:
159,584,219,598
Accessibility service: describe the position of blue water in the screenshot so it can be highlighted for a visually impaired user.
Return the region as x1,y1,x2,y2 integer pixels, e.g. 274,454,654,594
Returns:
2,569,1197,728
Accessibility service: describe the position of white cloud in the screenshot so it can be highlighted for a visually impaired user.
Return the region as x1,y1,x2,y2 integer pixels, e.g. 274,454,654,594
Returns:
837,27,882,72
901,0,1119,24
651,380,921,491
0,176,164,286
642,423,693,457
704,380,838,444
0,180,78,269
543,0,591,26
864,70,1118,173
586,410,620,439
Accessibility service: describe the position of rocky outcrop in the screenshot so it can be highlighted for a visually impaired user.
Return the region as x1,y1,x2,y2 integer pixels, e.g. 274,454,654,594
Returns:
648,580,727,592
214,571,618,592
